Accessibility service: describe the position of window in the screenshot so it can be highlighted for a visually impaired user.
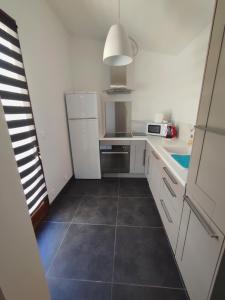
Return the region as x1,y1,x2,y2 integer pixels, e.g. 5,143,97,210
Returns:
0,9,48,225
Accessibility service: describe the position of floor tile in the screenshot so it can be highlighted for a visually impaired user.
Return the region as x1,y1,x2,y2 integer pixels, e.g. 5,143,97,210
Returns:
117,197,162,227
36,222,68,272
65,178,119,197
45,195,83,223
114,227,183,288
47,278,111,300
73,196,117,225
48,224,115,281
112,284,188,300
119,178,151,196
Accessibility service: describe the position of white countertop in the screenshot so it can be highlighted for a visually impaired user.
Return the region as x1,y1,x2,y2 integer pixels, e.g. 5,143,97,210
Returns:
99,135,189,187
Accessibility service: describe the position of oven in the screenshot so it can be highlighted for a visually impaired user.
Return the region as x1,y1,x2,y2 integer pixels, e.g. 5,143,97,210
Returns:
100,141,130,174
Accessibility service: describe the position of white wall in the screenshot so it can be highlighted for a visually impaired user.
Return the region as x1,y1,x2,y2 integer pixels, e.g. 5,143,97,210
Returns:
1,0,73,202
173,27,210,124
70,27,210,128
70,36,109,92
0,105,50,300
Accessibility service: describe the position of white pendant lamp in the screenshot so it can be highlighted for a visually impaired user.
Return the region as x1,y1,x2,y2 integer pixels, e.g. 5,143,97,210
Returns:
103,0,134,66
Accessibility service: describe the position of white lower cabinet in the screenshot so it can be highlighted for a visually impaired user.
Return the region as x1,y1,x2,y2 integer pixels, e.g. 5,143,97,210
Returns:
145,143,150,178
176,199,224,300
158,165,184,253
148,148,162,204
130,141,146,174
158,177,179,252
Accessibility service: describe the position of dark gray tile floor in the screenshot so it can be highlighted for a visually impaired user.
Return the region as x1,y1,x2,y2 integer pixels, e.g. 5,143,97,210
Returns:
36,178,188,300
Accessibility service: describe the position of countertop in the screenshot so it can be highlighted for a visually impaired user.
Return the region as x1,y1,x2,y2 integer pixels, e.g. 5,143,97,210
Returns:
99,135,189,187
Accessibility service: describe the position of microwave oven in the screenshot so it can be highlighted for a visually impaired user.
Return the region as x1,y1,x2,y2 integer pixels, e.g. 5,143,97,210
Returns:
146,122,171,137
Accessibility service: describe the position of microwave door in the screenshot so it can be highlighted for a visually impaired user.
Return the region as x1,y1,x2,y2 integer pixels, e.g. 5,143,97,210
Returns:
148,124,161,135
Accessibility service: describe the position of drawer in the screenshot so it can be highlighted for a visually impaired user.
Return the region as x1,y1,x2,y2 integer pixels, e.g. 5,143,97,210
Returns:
159,178,180,252
161,165,184,224
100,140,130,146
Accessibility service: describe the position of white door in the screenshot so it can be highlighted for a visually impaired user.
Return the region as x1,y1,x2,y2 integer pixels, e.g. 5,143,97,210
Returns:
69,119,101,179
186,0,225,233
66,93,98,119
176,200,224,300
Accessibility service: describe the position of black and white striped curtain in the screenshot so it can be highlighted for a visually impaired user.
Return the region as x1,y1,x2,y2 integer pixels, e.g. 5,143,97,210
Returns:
0,9,48,215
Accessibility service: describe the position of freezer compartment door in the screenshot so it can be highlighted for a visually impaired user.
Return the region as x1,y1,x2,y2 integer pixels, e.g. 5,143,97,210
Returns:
69,119,101,179
66,93,98,119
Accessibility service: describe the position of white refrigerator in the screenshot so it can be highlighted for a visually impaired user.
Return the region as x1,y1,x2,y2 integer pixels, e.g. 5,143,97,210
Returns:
66,92,101,179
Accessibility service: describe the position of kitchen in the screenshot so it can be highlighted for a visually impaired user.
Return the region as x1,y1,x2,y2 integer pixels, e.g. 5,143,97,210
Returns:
0,1,225,300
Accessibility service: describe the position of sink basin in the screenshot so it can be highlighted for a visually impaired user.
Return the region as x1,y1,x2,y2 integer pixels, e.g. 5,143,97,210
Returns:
171,154,191,169
163,145,191,169
163,145,190,155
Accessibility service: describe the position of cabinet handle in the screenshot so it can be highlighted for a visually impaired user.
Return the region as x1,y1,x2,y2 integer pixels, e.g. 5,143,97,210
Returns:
147,155,150,174
152,150,160,160
195,125,225,137
143,149,146,165
163,167,177,184
184,196,219,239
162,177,176,198
160,199,173,223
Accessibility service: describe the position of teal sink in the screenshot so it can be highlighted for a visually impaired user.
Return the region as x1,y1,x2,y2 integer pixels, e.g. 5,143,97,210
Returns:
171,154,190,169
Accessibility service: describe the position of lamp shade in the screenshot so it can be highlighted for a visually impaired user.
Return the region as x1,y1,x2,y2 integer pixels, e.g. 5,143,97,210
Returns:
103,24,133,66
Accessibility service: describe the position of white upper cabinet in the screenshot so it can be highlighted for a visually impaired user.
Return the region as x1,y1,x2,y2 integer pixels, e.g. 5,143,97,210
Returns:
187,0,225,233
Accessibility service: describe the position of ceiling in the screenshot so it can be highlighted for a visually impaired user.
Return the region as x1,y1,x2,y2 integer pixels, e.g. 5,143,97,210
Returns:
47,0,215,54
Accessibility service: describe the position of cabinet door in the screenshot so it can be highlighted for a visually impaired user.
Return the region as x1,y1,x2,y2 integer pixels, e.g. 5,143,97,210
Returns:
187,0,225,233
176,200,224,300
149,149,161,204
145,143,150,178
130,141,146,174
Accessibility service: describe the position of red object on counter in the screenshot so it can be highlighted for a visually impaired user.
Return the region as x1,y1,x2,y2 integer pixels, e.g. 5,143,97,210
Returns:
166,125,177,138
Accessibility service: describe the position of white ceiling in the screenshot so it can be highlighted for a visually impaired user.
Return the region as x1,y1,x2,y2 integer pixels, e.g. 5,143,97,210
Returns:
47,0,215,54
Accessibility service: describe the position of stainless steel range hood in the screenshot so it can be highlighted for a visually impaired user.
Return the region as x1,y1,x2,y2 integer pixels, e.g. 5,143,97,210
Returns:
104,66,133,94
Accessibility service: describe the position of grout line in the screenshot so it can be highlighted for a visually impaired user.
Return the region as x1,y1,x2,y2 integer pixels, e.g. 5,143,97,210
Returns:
43,220,163,230
110,178,120,300
118,195,153,198
47,275,112,285
71,222,115,227
117,224,163,229
46,275,186,291
42,220,70,224
63,194,119,198
113,281,186,291
45,198,84,276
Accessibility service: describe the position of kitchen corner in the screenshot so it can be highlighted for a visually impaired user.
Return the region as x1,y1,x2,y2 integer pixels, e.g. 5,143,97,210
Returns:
99,134,189,187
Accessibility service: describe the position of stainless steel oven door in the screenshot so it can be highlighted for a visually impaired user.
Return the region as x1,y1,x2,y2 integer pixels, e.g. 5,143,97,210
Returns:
100,145,130,173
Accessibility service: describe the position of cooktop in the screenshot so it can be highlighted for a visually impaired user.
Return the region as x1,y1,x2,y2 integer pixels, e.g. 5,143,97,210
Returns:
104,132,133,138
